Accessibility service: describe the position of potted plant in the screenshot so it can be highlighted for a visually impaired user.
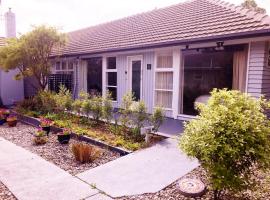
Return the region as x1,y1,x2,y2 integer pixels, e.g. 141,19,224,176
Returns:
33,128,48,145
0,114,5,125
40,118,53,136
57,128,72,144
6,114,17,127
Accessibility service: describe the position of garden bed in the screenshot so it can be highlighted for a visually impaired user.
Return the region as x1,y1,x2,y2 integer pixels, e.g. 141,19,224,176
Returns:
117,167,270,200
15,110,165,152
0,122,120,175
0,182,16,200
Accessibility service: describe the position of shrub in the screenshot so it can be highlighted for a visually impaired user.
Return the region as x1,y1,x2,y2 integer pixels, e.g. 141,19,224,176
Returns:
102,92,113,124
55,85,73,112
35,90,57,113
71,143,100,163
82,99,92,117
91,95,103,122
179,89,270,199
150,107,165,133
119,92,134,131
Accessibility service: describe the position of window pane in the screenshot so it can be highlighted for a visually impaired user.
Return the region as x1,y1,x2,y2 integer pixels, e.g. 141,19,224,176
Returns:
56,62,61,70
157,55,173,68
68,62,73,70
107,87,117,101
132,60,141,101
155,72,173,90
107,72,117,86
62,61,67,70
107,57,116,69
155,91,172,108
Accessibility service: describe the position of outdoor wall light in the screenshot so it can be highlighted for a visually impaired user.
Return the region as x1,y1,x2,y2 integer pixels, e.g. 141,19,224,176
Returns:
216,41,224,51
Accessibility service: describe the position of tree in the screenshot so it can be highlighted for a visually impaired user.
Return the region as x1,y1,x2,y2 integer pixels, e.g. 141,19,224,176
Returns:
241,0,266,14
179,89,270,199
0,25,66,90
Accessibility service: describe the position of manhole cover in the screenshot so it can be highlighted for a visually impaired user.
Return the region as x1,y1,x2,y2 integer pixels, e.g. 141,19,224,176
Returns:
178,178,206,197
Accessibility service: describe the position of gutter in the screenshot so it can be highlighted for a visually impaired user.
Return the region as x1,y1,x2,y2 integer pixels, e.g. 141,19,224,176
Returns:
51,29,270,58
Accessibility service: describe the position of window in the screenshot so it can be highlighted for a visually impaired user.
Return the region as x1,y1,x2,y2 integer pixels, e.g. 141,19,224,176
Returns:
55,61,74,74
106,57,117,101
154,52,173,109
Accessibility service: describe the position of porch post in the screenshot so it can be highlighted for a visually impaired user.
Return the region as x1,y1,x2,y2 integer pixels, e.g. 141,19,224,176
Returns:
172,48,181,119
102,56,107,97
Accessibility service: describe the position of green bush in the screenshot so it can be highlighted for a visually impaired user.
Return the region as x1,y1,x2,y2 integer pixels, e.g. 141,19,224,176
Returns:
102,92,113,124
150,107,165,133
179,89,270,199
55,85,73,112
91,95,103,122
119,92,134,131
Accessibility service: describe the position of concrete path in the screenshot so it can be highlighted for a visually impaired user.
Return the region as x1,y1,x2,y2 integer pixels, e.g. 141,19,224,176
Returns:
77,138,199,198
0,137,112,200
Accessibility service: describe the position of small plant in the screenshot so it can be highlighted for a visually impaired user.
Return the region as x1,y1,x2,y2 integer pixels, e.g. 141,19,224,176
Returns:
102,92,113,124
40,118,53,127
6,114,18,127
71,143,101,163
150,107,165,133
91,95,103,122
119,92,135,132
60,128,72,135
33,128,48,145
179,89,270,199
55,85,73,112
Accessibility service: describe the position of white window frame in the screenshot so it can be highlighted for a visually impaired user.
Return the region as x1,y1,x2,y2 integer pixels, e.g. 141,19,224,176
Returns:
153,51,174,110
54,60,74,74
105,57,117,102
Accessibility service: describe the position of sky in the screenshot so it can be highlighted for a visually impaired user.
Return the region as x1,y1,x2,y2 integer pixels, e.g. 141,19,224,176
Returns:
0,0,269,37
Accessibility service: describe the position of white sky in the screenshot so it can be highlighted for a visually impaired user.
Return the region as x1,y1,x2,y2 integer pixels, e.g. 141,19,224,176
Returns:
0,0,269,36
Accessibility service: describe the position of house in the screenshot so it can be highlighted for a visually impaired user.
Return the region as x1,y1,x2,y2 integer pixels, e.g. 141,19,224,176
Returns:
51,0,270,120
0,9,24,106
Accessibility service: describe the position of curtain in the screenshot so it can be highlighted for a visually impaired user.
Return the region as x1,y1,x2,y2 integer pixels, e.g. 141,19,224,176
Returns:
155,72,173,90
157,55,173,68
155,91,172,108
233,49,248,92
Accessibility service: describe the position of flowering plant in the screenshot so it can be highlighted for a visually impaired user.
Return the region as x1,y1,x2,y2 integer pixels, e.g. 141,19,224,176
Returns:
0,114,5,120
34,128,47,137
6,115,17,122
0,109,10,115
58,128,72,135
40,118,53,127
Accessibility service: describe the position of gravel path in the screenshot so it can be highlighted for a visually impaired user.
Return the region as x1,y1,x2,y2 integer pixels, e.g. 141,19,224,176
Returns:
0,122,120,176
0,182,17,200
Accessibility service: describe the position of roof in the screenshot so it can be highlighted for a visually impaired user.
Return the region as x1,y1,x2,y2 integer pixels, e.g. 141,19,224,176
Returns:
56,0,270,57
0,37,5,47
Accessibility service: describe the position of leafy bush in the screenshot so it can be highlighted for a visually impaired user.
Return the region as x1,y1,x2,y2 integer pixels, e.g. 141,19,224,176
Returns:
71,143,100,163
55,85,73,112
91,95,103,122
35,90,57,113
119,92,134,131
150,107,165,133
179,89,270,199
102,92,113,124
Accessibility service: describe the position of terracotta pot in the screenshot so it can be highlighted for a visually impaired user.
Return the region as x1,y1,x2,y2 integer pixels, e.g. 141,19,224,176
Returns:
33,135,48,145
7,120,17,127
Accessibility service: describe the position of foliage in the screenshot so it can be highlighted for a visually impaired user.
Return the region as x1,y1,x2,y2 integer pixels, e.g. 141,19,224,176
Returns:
54,85,73,112
150,107,165,133
0,25,66,90
179,89,270,199
119,92,135,131
59,128,72,135
90,95,103,122
40,118,53,127
33,128,48,145
241,0,266,14
71,143,100,163
102,92,113,124
35,90,57,113
131,101,148,142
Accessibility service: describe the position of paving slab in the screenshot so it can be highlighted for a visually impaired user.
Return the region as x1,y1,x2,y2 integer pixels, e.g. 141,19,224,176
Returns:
0,137,98,200
78,138,199,198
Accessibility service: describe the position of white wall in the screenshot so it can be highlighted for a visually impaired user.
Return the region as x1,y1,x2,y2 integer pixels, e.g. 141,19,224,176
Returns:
0,69,24,105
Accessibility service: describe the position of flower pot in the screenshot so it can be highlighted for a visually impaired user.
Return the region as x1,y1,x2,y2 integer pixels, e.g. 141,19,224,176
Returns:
33,135,48,145
0,119,5,125
7,120,17,127
57,134,71,144
41,126,51,136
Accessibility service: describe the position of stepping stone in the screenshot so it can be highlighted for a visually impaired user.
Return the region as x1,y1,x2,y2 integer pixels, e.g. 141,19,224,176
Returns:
78,138,199,198
0,138,98,200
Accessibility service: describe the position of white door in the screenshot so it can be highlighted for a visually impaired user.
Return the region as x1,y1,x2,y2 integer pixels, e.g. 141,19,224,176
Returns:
128,56,143,101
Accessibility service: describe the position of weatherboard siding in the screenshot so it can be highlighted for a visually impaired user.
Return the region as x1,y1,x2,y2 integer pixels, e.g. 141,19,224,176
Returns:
247,41,270,99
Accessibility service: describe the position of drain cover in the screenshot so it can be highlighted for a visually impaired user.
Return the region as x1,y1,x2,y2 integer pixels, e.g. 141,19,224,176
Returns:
178,178,206,197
